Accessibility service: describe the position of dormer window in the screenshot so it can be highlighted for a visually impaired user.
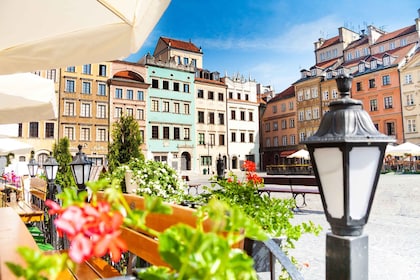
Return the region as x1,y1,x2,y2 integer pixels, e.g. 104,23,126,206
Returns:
383,56,390,66
326,71,332,79
371,60,377,69
337,68,344,75
358,63,365,73
311,68,317,76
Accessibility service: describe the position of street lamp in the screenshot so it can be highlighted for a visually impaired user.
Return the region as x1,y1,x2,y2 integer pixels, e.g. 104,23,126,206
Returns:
207,142,213,175
70,144,92,193
303,74,395,279
27,151,38,178
43,152,59,200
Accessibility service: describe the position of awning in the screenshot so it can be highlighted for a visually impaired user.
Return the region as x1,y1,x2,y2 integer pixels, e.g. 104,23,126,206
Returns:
279,150,297,157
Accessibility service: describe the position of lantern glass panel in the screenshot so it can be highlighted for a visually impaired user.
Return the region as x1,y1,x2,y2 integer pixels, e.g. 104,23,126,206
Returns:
314,147,343,218
72,165,84,184
84,165,91,183
349,146,381,219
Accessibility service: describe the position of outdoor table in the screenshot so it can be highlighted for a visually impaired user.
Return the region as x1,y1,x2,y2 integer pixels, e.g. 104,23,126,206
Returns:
0,207,39,280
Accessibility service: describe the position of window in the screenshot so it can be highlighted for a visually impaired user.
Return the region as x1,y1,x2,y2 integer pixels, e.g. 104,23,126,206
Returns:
299,132,306,142
332,89,338,99
274,121,279,131
45,123,54,138
311,88,318,98
198,111,205,123
64,126,75,140
126,108,133,117
115,107,123,118
400,38,407,47
98,83,106,96
173,82,179,91
408,119,416,133
355,49,360,58
152,126,159,139
386,122,395,136
99,64,107,76
231,132,236,142
174,102,180,114
46,69,56,81
313,108,320,119
265,138,270,147
137,91,144,100
97,104,106,118
218,92,224,101
240,111,245,121
191,59,197,67
240,133,245,143
29,122,39,138
265,123,270,132
219,134,225,145
405,74,412,84
183,57,189,65
281,104,286,112
249,133,254,143
81,81,91,94
305,109,312,120
210,134,216,146
370,99,378,111
163,101,170,112
298,111,304,121
137,109,144,120
304,90,310,100
126,89,134,100
80,127,90,141
363,47,370,56
152,100,159,111
219,113,225,125
184,104,190,114
323,91,329,100
384,96,393,109
197,89,204,98
64,101,75,116
231,110,236,120
358,63,365,73
289,118,295,128
282,136,287,146
272,106,277,113
80,103,91,117
82,64,91,74
379,46,384,53
174,127,180,140
290,135,296,145
389,42,395,50
297,91,303,101
229,92,233,99
152,79,159,88
249,112,253,122
183,84,189,93
97,128,107,142
382,75,391,85
278,120,285,130
198,133,205,145
383,56,390,66
209,112,215,124
184,128,190,140
66,66,75,72
163,127,170,139
346,52,352,61
208,91,214,100
356,82,362,91
369,79,376,88
163,80,169,90
201,156,211,166
371,60,377,69
65,79,75,92
237,93,241,100
115,88,123,99
245,94,249,101
406,94,414,106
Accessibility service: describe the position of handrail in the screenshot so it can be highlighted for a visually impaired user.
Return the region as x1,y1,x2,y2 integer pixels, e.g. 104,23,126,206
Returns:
263,238,304,280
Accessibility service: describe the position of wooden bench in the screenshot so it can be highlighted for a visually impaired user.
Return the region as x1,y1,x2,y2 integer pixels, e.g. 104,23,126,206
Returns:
182,175,201,194
6,177,47,223
69,192,243,279
258,176,319,208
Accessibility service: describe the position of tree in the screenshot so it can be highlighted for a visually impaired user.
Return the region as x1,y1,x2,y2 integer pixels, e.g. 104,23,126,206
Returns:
52,137,75,189
108,115,143,172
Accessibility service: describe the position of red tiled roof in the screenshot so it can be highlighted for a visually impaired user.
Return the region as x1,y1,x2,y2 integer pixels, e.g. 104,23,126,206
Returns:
160,37,201,53
315,58,339,69
374,25,416,44
270,85,295,102
346,36,369,49
317,36,340,50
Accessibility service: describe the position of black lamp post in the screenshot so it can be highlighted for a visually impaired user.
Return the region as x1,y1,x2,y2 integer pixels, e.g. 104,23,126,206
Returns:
70,144,92,193
303,74,395,279
216,153,225,180
43,152,59,200
27,151,38,178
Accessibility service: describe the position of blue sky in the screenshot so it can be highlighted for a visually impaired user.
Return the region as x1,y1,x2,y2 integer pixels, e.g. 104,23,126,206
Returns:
126,0,419,92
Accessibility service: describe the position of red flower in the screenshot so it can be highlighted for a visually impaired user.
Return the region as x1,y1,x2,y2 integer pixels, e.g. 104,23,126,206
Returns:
45,199,127,263
242,160,256,172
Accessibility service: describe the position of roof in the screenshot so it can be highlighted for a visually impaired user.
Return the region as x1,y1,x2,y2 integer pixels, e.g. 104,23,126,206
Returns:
317,36,340,50
269,85,295,102
159,37,201,53
374,25,417,45
346,35,369,49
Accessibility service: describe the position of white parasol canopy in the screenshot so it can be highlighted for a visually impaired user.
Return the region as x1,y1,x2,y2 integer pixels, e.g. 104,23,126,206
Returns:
0,73,57,124
287,149,310,160
0,0,170,74
0,137,33,155
386,142,420,156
